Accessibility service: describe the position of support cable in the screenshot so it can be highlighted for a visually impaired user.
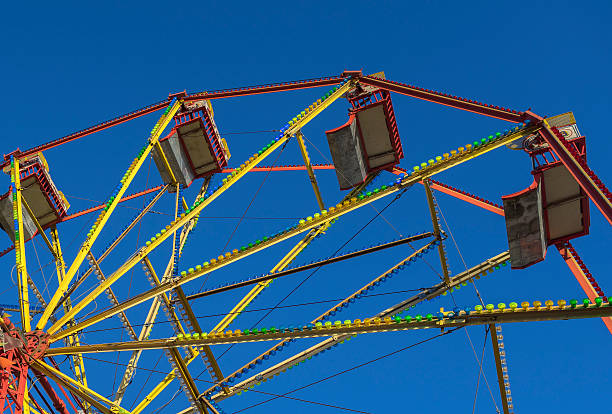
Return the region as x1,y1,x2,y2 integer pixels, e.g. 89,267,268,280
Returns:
435,194,501,412
213,187,408,362
229,330,456,414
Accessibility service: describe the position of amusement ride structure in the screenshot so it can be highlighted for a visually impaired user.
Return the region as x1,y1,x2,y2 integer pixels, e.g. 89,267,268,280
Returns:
0,70,610,414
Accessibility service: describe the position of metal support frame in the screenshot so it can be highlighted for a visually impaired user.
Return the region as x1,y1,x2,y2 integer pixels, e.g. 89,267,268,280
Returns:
49,226,89,412
525,112,612,225
185,232,434,301
222,164,335,173
131,349,198,414
210,174,377,336
134,178,379,412
0,70,608,414
52,185,169,317
46,303,612,356
49,124,535,343
12,158,31,333
129,176,377,412
0,339,29,414
38,123,532,414
62,185,165,222
206,240,438,398
167,348,206,413
47,81,356,337
115,179,225,407
359,76,523,122
408,170,612,336
38,99,183,330
114,188,193,404
207,249,508,400
30,370,71,414
2,70,526,170
87,253,138,340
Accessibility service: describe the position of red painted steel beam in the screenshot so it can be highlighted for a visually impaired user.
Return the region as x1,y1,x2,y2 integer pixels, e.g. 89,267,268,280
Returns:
359,76,524,123
226,163,507,215
61,185,164,221
2,73,349,169
185,76,344,101
222,164,335,173
391,167,505,215
31,370,71,414
525,111,612,225
556,243,612,334
1,100,169,169
427,179,505,216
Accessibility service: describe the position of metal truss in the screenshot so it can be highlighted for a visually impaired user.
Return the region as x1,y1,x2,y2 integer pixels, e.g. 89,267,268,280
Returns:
2,70,610,413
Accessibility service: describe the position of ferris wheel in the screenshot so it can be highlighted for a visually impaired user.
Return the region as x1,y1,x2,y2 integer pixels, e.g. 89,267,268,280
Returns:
0,70,610,414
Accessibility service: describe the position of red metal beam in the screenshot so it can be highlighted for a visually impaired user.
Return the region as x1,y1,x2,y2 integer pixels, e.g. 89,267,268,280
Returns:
390,167,505,215
427,179,504,215
185,76,344,101
556,243,612,334
525,111,612,225
61,185,164,221
359,76,524,123
222,164,335,173
31,371,71,414
2,73,350,169
223,163,507,216
1,100,169,169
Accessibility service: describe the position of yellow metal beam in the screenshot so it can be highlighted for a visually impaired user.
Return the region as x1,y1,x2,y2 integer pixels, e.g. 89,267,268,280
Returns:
172,286,228,392
12,157,31,331
167,348,206,413
45,301,612,355
95,185,169,264
50,124,535,342
87,252,138,340
114,187,187,404
50,226,90,411
210,227,322,335
296,131,325,210
142,257,186,334
37,100,182,330
423,179,450,283
149,180,228,393
47,81,355,336
209,248,510,399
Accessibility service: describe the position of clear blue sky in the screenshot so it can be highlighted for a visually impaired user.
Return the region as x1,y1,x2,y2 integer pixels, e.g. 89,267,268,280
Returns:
1,1,610,413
